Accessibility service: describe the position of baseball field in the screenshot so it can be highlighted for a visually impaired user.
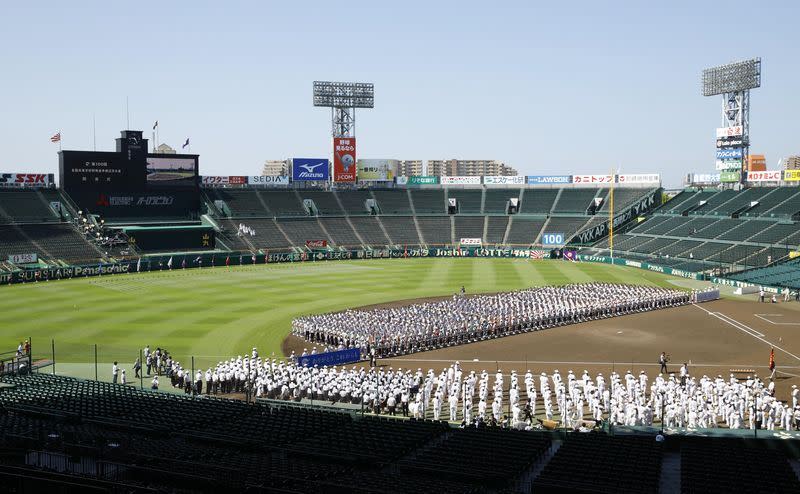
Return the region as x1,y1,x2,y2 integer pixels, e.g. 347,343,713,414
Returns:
3,257,800,396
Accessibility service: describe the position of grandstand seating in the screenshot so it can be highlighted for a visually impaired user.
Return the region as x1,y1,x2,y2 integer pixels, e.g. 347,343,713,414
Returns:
447,189,482,213
239,218,292,250
533,434,663,494
453,216,485,241
348,217,390,245
0,224,101,263
520,189,558,214
744,187,800,218
336,190,372,215
485,216,509,244
506,218,546,245
680,438,800,494
0,189,61,224
729,257,800,290
416,216,452,245
277,218,329,246
597,187,654,212
260,190,307,216
204,189,269,217
483,189,518,214
371,190,412,215
380,217,421,245
409,189,445,214
319,217,361,247
300,190,345,216
552,188,599,214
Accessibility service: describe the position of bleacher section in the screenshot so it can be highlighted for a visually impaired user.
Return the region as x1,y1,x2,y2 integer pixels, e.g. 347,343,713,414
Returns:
409,189,445,214
336,190,372,215
485,216,509,244
447,189,482,213
729,258,800,290
588,187,800,270
0,224,101,264
380,217,421,245
520,189,558,214
300,190,345,216
204,189,268,217
371,190,412,215
416,217,452,245
743,187,800,218
260,190,306,216
483,188,518,213
277,218,329,247
349,217,390,245
552,188,599,214
506,218,546,245
0,190,59,223
453,216,485,241
319,217,361,247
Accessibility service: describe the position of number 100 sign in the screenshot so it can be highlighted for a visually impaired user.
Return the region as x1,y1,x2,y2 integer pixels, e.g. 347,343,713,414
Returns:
541,233,564,246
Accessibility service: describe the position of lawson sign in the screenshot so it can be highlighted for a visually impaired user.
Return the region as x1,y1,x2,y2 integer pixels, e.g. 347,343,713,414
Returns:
527,175,572,185
292,158,329,181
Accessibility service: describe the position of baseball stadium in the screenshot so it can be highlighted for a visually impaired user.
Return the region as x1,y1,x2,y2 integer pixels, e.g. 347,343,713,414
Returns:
3,5,800,494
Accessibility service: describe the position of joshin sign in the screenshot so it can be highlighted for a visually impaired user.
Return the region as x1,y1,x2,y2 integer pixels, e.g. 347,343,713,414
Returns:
333,137,356,182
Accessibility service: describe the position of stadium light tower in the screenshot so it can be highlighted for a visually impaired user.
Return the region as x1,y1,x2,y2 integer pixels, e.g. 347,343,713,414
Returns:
313,81,374,138
702,58,761,184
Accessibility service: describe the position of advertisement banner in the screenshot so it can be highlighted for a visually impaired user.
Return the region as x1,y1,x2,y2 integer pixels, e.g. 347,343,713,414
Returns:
746,170,782,182
689,173,721,184
202,176,229,185
784,170,800,182
563,250,578,261
716,126,743,138
357,159,397,181
570,189,661,245
715,160,741,171
483,175,526,185
292,158,330,181
716,138,744,148
720,171,741,183
716,148,743,160
460,238,482,245
248,176,289,186
541,233,565,246
397,176,439,185
297,347,362,367
0,173,55,188
529,250,547,259
305,239,328,249
572,174,614,184
8,253,37,264
527,175,572,185
616,174,661,184
333,138,356,182
440,176,482,185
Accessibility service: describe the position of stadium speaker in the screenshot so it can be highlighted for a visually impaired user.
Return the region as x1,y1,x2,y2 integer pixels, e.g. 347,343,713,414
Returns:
448,198,457,215
508,197,519,214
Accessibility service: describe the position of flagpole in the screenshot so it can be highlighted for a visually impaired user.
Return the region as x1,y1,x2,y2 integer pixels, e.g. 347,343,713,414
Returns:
609,167,614,262
93,114,97,151
59,130,62,152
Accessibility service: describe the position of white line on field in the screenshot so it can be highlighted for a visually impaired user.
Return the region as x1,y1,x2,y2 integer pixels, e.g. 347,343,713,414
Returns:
379,358,800,369
754,314,800,326
691,304,800,363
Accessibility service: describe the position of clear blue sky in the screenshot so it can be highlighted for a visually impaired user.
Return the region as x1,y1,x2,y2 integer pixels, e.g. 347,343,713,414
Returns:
1,1,797,188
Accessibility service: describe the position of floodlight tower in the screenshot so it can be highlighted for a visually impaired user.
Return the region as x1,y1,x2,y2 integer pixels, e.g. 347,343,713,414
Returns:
313,81,374,138
702,58,761,184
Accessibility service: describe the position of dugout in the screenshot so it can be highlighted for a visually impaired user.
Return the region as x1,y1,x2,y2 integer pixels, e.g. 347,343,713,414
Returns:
123,224,215,251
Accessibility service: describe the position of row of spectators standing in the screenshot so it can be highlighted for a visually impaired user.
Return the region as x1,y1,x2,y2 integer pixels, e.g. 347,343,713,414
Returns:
293,283,703,358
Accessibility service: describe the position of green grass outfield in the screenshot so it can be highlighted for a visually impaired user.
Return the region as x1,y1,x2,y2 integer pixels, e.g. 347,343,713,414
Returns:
0,258,697,381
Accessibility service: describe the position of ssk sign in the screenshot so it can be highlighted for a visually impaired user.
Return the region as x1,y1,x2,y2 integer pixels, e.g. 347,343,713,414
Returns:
0,173,54,187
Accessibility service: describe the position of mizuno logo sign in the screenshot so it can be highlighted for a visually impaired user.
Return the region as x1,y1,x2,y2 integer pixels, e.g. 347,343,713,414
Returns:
300,163,324,173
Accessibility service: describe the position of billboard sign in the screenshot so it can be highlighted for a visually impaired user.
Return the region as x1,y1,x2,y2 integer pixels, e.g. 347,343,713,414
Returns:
689,173,720,184
716,138,744,148
248,176,289,186
459,238,482,245
716,126,743,138
784,170,800,182
715,160,741,171
0,173,54,188
440,176,481,185
716,148,743,160
746,170,782,182
616,174,661,184
333,137,356,182
201,176,247,185
397,175,438,185
8,253,37,264
573,174,614,184
483,175,525,185
526,175,572,185
357,159,397,181
305,239,328,249
720,171,741,183
541,233,565,246
292,158,329,181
